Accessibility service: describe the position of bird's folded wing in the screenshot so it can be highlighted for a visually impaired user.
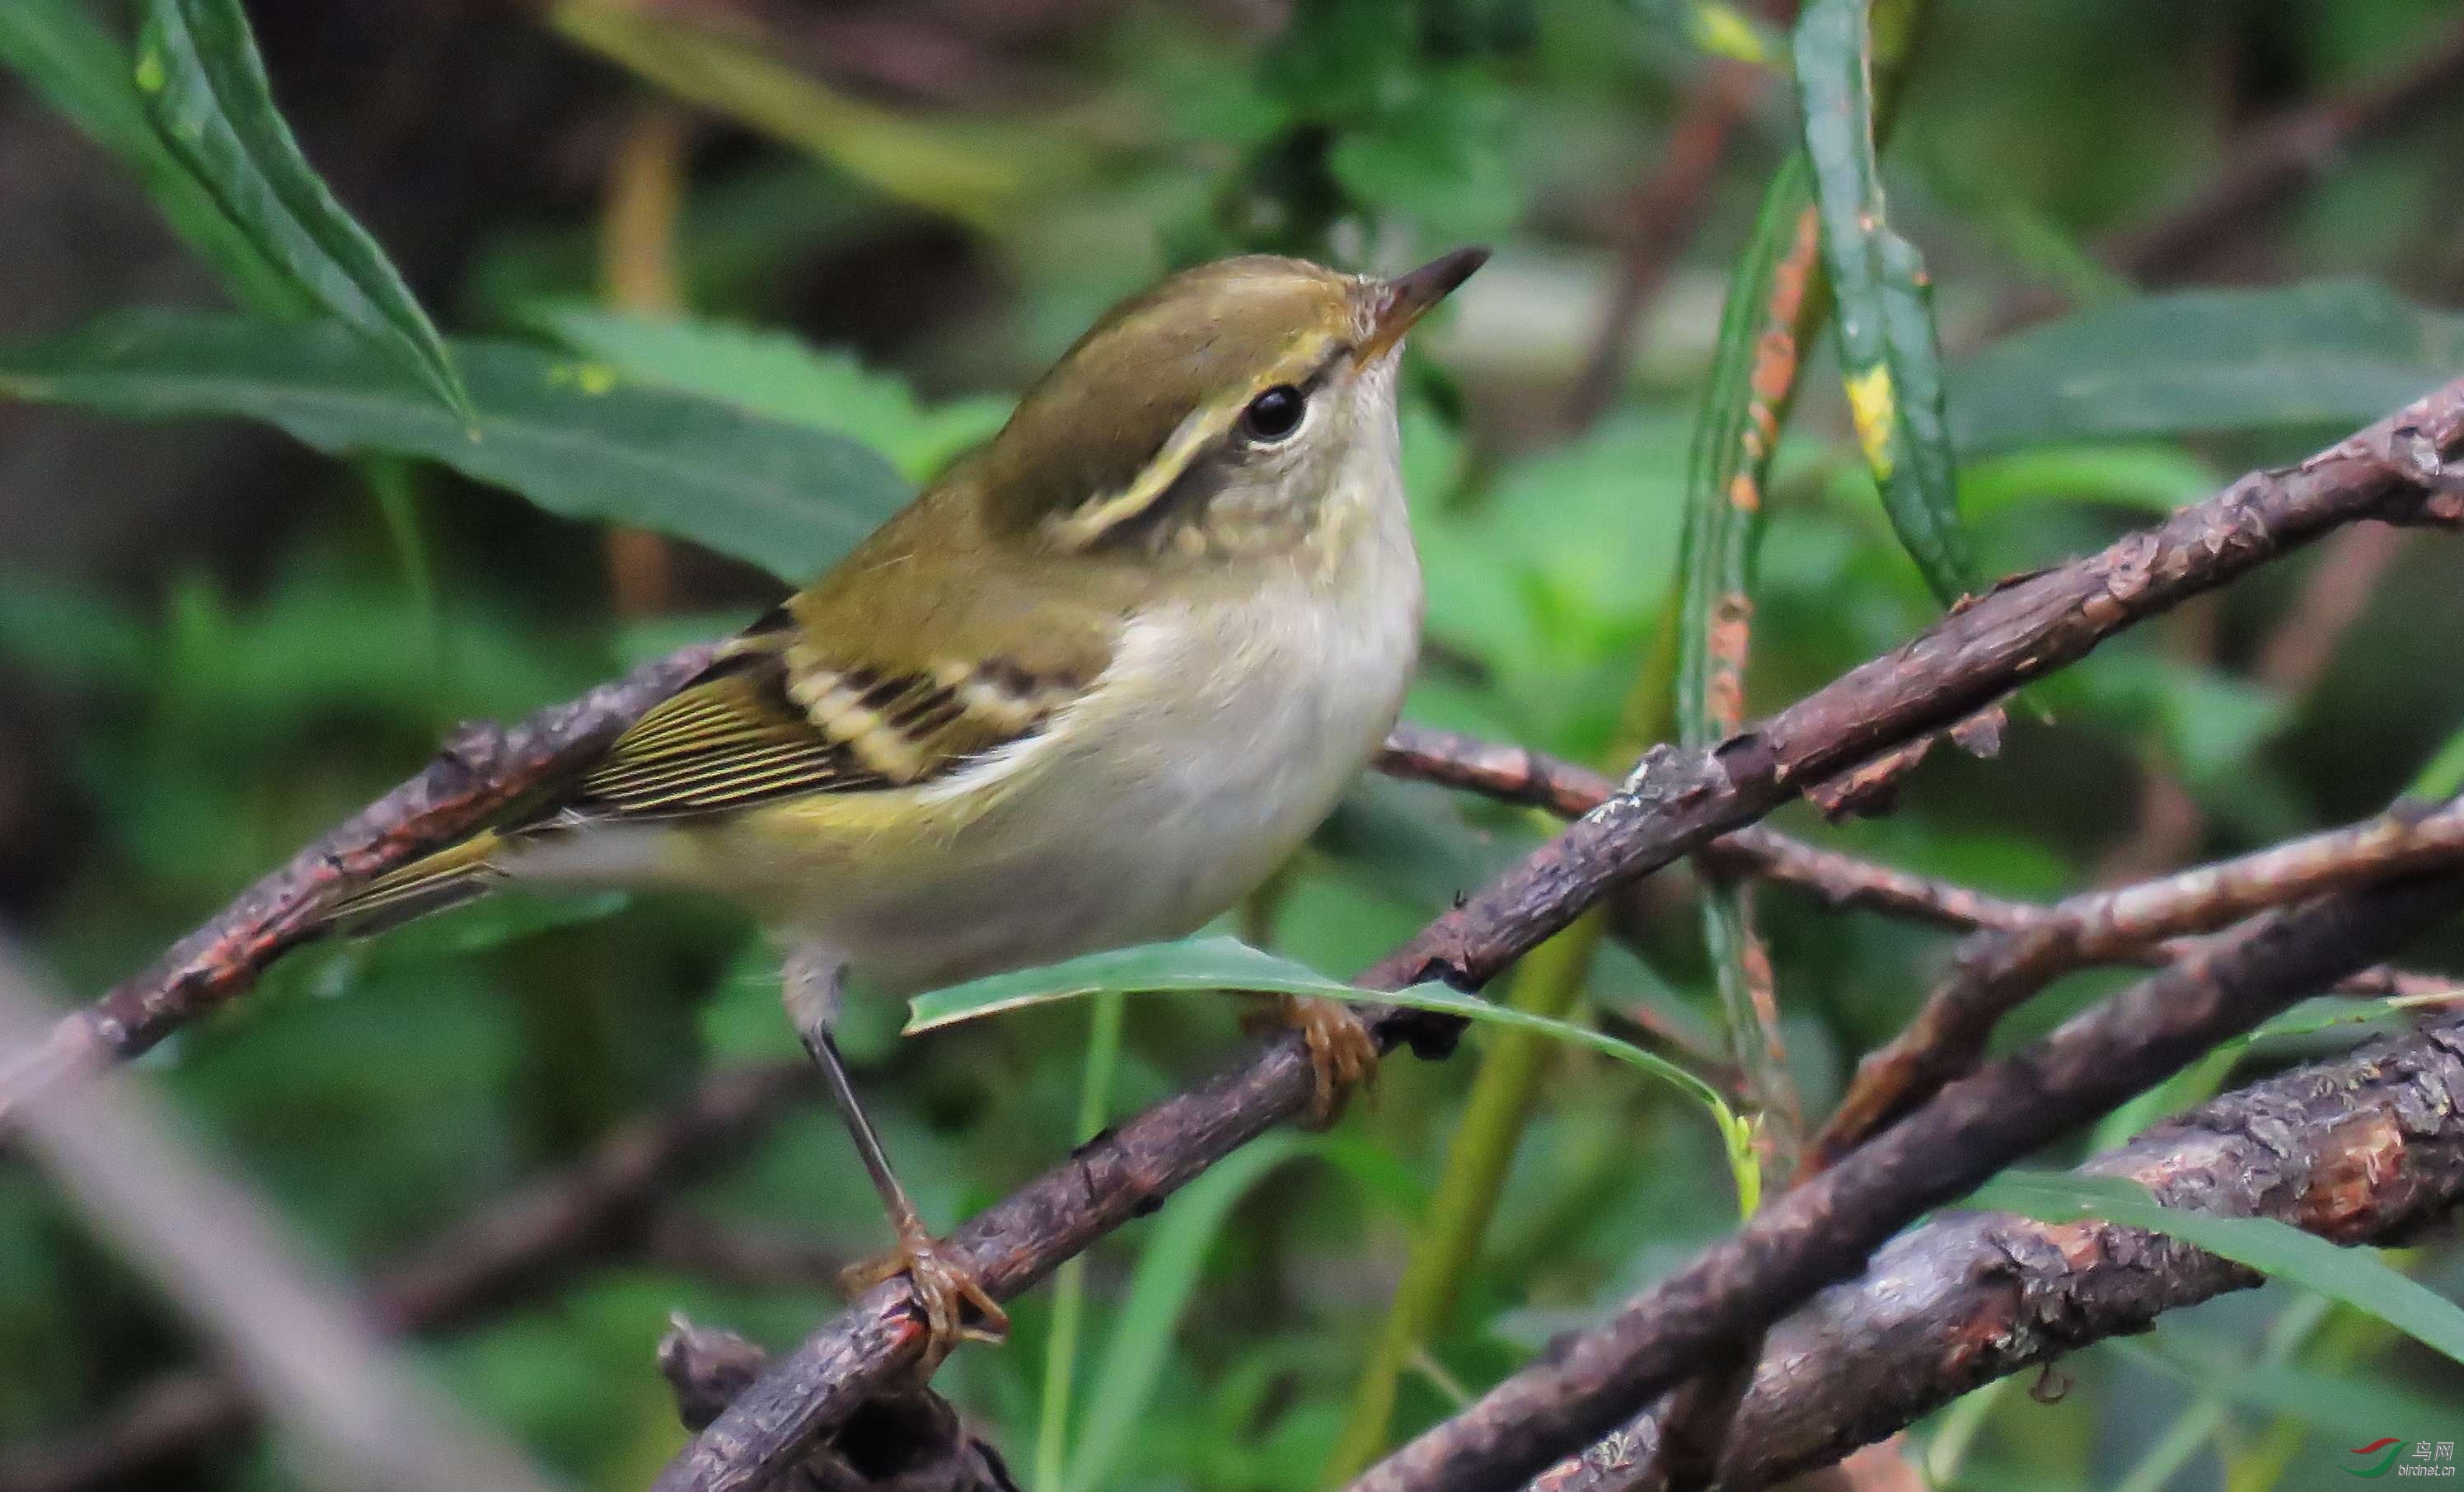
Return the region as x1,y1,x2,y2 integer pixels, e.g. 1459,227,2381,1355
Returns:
569,611,1107,820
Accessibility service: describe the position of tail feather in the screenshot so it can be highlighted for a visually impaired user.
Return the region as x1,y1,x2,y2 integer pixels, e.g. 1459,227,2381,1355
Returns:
321,830,511,936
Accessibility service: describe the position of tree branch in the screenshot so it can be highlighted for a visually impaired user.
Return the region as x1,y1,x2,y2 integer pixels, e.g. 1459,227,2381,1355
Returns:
1805,791,2464,1174
1349,870,2464,1492
0,645,719,1120
1376,721,2458,1002
659,1319,1018,1492
649,379,2464,1492
1524,1011,2464,1492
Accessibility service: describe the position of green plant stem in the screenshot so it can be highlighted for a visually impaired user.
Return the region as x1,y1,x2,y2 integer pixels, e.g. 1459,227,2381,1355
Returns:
1321,914,1607,1483
1921,1376,2013,1486
362,455,443,682
2111,1294,2331,1492
2410,722,2464,799
2226,1295,2400,1492
1323,599,1684,1485
1034,989,1125,1492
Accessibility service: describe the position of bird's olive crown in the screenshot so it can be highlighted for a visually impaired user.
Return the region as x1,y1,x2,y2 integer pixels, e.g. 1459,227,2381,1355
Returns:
978,254,1379,547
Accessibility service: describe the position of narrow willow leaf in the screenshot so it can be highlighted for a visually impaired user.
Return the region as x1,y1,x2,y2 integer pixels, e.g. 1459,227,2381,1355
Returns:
0,0,298,316
1970,1171,2464,1368
2411,722,2464,800
530,307,1010,483
903,936,1749,1170
1676,152,1819,752
0,310,911,582
1951,280,2464,454
1795,0,1974,604
2112,1335,2462,1450
136,0,471,420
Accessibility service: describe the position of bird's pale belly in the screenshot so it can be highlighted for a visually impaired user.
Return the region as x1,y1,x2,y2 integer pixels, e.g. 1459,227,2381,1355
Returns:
776,597,1417,993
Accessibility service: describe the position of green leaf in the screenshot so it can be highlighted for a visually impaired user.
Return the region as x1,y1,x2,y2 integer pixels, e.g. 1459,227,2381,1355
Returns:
2410,722,2464,801
0,310,911,581
1064,1132,1316,1492
1678,155,1809,750
0,0,300,317
903,936,1752,1192
1954,444,2220,520
1950,280,2464,454
1325,71,1521,242
1795,0,1975,605
2112,1335,2462,1447
527,307,1010,483
1969,1171,2464,1370
135,0,471,420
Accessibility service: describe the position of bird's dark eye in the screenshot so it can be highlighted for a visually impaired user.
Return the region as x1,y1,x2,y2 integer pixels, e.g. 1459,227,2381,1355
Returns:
1241,384,1306,442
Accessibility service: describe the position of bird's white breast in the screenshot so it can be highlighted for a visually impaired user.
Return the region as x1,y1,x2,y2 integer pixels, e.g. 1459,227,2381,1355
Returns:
837,470,1423,992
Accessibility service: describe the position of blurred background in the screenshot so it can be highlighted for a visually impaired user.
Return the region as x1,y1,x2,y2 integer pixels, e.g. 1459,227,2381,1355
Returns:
2,2,2463,1490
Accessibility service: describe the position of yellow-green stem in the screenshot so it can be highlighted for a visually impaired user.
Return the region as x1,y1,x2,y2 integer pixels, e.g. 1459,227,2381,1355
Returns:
1035,989,1125,1492
2225,1294,2399,1492
1321,915,1607,1482
1323,594,1683,1483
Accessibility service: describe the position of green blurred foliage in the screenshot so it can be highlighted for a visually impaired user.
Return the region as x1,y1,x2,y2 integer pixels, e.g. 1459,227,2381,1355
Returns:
2,0,2462,1490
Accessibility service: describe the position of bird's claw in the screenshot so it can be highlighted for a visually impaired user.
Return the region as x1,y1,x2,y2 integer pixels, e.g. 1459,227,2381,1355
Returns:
842,1224,1008,1373
1248,992,1378,1126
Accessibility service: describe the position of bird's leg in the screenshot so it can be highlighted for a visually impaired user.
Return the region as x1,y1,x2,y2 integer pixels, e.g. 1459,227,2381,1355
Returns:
782,947,1007,1371
1242,993,1378,1126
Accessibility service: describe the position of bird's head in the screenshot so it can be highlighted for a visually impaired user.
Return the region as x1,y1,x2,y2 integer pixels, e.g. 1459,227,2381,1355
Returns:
980,247,1487,561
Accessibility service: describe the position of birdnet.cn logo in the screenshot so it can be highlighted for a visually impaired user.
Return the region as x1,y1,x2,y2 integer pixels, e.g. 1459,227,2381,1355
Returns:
2344,1438,2457,1478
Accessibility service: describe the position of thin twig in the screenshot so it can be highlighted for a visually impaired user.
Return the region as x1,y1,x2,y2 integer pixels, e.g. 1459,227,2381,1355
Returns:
1377,725,2051,928
1352,870,2464,1492
1525,1012,2464,1492
651,374,2464,1492
1804,790,2464,1175
660,1318,1018,1492
0,645,718,1123
1375,722,2457,1002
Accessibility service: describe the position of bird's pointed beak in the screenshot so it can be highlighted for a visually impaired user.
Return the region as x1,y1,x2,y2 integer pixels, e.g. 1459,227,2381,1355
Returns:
1357,246,1489,365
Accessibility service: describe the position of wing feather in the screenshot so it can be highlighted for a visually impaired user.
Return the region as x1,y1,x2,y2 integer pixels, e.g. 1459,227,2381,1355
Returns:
565,625,1099,822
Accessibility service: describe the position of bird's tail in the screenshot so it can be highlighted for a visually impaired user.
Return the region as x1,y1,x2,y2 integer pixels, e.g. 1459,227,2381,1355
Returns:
319,829,512,937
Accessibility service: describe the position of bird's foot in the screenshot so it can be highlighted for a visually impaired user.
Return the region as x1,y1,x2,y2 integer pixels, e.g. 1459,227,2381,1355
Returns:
1247,992,1378,1127
841,1221,1009,1373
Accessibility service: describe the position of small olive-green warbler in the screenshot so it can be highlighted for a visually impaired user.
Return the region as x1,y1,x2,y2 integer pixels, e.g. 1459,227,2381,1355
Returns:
321,246,1486,1361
